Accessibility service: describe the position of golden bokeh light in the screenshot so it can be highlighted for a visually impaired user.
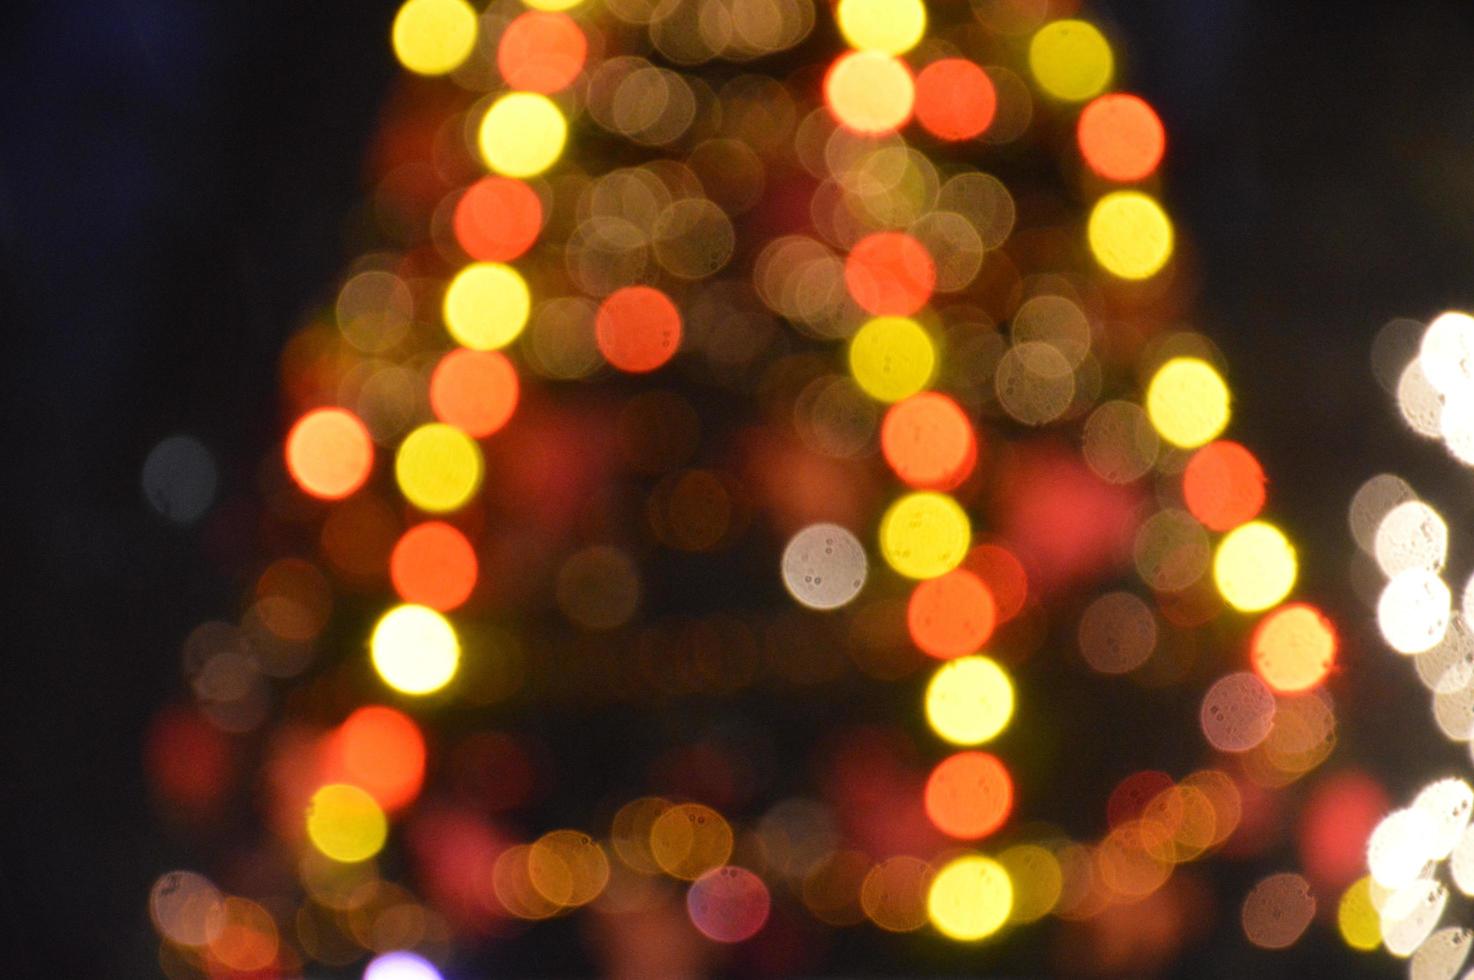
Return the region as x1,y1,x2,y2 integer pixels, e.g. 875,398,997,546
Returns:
306,783,388,863
394,423,483,514
370,603,460,695
1028,19,1112,102
1146,357,1231,449
925,656,1014,745
443,262,531,351
927,854,1012,941
478,92,568,178
879,491,971,579
391,0,477,76
1088,190,1174,280
1213,521,1297,613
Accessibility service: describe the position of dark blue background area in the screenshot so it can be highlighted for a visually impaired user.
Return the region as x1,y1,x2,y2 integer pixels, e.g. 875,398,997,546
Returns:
3,0,1470,974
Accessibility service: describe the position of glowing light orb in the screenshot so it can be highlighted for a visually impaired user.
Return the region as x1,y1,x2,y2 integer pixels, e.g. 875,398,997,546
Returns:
1077,93,1165,182
390,521,478,611
908,568,995,659
781,523,868,610
327,705,426,812
825,52,915,134
1251,603,1336,693
849,317,936,403
1088,190,1173,280
925,656,1013,745
1182,440,1265,531
395,423,483,514
306,783,387,863
443,262,531,351
927,854,1012,941
478,92,567,178
914,59,996,142
453,177,543,262
1378,568,1451,654
1337,877,1382,951
429,348,519,439
836,0,926,54
285,408,373,500
497,11,586,94
881,392,977,490
1214,521,1297,612
364,951,444,980
879,491,971,580
1028,19,1112,102
924,752,1013,839
1146,357,1230,449
595,286,682,373
686,866,771,943
391,0,477,76
370,603,460,695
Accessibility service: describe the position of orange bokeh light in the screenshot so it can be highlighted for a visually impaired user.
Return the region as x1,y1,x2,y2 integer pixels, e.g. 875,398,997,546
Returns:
1250,602,1336,693
845,232,936,317
595,286,683,373
908,569,997,659
963,543,1028,623
824,51,915,135
390,521,479,611
1077,93,1165,183
322,705,427,812
430,348,520,438
285,407,373,500
497,11,587,94
913,58,996,142
453,176,543,262
924,751,1013,840
880,392,978,490
1182,440,1266,532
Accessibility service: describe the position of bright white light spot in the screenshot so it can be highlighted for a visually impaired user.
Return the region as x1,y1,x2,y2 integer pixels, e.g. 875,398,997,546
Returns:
1414,778,1474,860
781,523,868,610
1420,312,1474,396
1400,360,1446,438
1374,500,1447,576
1367,808,1437,890
1379,570,1452,655
1380,878,1448,958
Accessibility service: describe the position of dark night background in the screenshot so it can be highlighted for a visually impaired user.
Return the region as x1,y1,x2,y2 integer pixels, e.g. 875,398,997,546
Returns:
4,0,1474,975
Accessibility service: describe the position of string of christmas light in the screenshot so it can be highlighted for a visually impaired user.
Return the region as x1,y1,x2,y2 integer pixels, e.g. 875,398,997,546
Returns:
140,1,1354,975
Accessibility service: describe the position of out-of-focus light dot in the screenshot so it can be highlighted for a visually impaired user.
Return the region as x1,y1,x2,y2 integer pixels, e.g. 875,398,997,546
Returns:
914,59,996,141
1374,499,1448,576
286,408,374,500
528,830,611,907
443,262,531,351
371,603,460,695
924,752,1013,839
395,423,483,514
1379,569,1451,654
824,51,915,134
392,0,477,76
908,569,996,659
430,348,519,439
1182,440,1265,531
1409,927,1473,979
1350,473,1418,554
1382,879,1448,957
925,656,1013,745
1077,93,1165,182
1338,877,1383,952
686,866,771,943
142,435,217,524
453,177,543,262
1077,591,1157,674
927,854,1012,941
836,0,925,54
1398,360,1444,438
307,783,388,863
1242,872,1316,950
524,0,583,10
1088,190,1173,280
849,317,936,403
879,491,970,580
1214,520,1297,612
498,11,586,93
364,951,444,980
327,705,426,812
1420,311,1474,396
207,897,278,972
861,856,931,932
1199,671,1275,752
1454,825,1474,895
881,392,977,490
478,92,567,178
595,286,682,373
650,803,734,880
1367,807,1437,890
1251,603,1336,693
1413,778,1474,860
996,845,1061,924
781,523,868,610
149,871,224,947
845,231,936,317
1146,357,1229,449
1028,19,1112,102
390,522,478,611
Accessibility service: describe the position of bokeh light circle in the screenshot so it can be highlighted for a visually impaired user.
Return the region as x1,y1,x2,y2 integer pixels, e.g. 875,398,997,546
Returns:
478,92,568,178
370,603,460,695
914,59,996,141
395,423,484,514
1146,357,1230,449
824,52,915,134
595,286,682,373
781,523,868,610
453,177,543,262
879,492,971,579
849,317,936,403
836,0,926,55
925,656,1014,745
364,951,444,980
443,262,531,351
908,569,996,659
1077,93,1165,182
390,521,478,611
881,392,978,490
1028,19,1112,102
1213,521,1297,613
391,0,477,76
1251,603,1336,693
927,854,1012,941
429,348,520,439
1088,190,1173,280
306,783,388,863
845,232,936,317
497,11,586,94
924,752,1013,839
286,408,374,500
686,866,771,943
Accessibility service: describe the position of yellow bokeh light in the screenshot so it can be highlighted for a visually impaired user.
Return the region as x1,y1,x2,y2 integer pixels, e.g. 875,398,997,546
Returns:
1028,19,1113,102
1337,877,1381,952
391,0,478,76
997,845,1062,924
478,93,568,178
879,492,970,579
1214,521,1298,613
836,0,926,55
825,52,915,135
1088,191,1174,280
927,854,1013,941
849,317,936,403
524,0,583,9
925,656,1014,746
1146,357,1230,449
371,603,460,695
395,423,484,514
444,262,531,351
306,784,388,863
